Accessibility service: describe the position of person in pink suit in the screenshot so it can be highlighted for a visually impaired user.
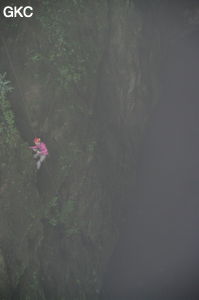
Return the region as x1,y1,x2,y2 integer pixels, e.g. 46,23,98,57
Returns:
30,137,48,169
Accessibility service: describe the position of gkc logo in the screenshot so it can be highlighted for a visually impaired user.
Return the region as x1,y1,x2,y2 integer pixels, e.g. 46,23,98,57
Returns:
3,6,33,18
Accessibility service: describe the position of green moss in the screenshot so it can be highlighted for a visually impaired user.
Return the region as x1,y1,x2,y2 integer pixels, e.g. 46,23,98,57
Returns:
0,73,17,145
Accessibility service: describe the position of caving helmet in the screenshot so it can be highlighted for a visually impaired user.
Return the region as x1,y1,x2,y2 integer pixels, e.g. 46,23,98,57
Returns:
34,137,41,144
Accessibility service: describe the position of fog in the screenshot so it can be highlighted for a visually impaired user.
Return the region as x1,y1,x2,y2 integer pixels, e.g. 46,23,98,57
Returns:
102,28,199,300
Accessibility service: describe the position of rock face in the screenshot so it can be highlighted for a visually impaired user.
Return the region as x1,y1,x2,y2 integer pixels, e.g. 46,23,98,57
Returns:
0,75,43,299
0,0,199,299
0,249,10,299
101,1,199,300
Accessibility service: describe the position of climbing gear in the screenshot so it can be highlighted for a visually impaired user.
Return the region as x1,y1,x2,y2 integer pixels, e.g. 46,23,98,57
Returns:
33,151,47,169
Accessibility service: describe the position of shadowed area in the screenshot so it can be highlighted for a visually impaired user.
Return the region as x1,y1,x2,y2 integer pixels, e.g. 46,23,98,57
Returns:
101,31,199,300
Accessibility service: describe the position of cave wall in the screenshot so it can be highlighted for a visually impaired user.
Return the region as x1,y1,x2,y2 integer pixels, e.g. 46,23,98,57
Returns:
0,0,199,299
